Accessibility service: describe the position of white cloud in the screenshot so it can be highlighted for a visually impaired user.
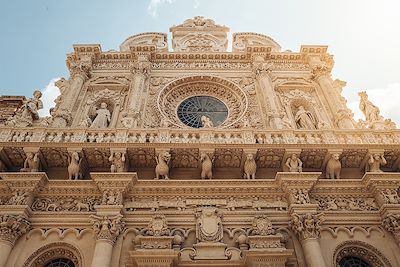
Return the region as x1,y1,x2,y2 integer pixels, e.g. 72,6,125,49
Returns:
347,82,400,126
147,0,176,18
38,78,61,117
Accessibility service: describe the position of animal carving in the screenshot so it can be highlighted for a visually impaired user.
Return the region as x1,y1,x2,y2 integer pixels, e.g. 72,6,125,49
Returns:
326,153,341,179
200,152,213,179
155,151,171,180
243,153,257,179
68,152,83,180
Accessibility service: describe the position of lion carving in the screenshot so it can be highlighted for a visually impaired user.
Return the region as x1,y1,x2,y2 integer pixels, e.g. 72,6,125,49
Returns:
244,153,257,179
200,152,213,179
155,151,171,180
326,153,341,179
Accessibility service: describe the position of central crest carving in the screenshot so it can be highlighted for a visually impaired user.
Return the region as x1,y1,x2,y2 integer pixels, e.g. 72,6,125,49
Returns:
195,208,223,242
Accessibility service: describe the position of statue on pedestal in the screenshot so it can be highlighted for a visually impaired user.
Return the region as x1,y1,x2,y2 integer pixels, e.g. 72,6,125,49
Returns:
90,102,111,128
294,106,316,129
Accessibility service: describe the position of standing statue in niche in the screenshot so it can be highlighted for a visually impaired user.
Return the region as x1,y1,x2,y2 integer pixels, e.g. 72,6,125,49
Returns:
294,106,316,129
359,91,381,123
201,115,214,128
90,102,111,128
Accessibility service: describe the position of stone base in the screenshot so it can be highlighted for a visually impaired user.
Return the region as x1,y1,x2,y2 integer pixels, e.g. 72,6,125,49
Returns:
243,249,293,267
248,235,284,250
192,242,229,260
138,236,174,249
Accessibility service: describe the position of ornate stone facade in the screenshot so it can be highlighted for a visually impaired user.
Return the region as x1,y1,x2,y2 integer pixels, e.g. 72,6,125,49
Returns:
0,17,399,267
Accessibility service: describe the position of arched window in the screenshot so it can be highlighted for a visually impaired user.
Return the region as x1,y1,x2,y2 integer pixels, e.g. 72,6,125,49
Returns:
338,256,371,267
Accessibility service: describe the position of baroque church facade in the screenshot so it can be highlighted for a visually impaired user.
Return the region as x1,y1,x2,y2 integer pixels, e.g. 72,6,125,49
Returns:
0,17,400,267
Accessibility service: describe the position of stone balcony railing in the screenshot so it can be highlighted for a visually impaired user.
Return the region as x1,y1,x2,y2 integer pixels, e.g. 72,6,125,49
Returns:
1,127,399,146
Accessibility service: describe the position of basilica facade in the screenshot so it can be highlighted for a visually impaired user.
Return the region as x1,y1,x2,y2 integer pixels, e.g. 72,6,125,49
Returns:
0,17,400,267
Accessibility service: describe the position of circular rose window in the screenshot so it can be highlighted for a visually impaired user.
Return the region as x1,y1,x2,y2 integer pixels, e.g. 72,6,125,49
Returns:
177,96,228,128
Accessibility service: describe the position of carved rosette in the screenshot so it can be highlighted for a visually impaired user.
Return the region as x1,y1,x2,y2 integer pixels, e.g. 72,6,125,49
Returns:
250,215,275,236
382,213,400,243
0,214,30,245
90,214,125,244
290,213,324,241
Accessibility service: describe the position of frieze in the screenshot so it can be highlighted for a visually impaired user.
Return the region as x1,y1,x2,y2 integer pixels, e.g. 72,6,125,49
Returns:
315,196,378,211
150,61,252,70
32,197,99,212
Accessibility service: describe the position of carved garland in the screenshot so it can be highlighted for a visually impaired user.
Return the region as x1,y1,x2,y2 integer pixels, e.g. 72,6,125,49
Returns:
333,240,392,267
158,76,248,128
22,242,82,267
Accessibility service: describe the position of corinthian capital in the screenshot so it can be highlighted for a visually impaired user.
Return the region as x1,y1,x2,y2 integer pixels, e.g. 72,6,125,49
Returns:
290,212,324,240
67,54,93,79
90,214,125,244
0,215,30,245
382,213,400,243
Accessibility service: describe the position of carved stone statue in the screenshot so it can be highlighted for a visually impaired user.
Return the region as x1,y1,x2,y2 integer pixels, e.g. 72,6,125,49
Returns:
358,91,381,123
201,115,213,128
294,106,316,129
20,152,40,172
200,152,213,179
155,151,171,179
243,153,257,179
109,152,127,172
325,153,341,179
68,152,83,180
368,154,386,172
90,102,111,128
22,90,43,124
285,154,302,173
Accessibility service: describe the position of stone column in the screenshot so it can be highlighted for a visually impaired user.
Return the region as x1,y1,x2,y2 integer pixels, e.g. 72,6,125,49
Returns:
0,215,30,267
53,55,92,127
309,56,354,129
90,214,125,267
127,54,150,111
290,213,327,267
253,59,282,128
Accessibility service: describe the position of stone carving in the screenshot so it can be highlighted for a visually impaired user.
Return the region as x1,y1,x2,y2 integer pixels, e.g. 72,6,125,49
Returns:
20,152,40,172
68,152,83,180
290,213,324,240
201,115,214,128
8,191,30,205
294,106,317,129
195,208,223,242
382,213,400,243
359,91,381,123
285,154,302,172
0,214,30,245
109,152,127,172
367,154,386,172
381,189,399,204
292,189,310,204
250,215,275,236
101,190,123,205
144,214,170,237
11,90,43,127
32,197,98,212
243,153,257,179
90,102,111,128
90,214,125,243
155,151,171,179
200,152,213,179
316,197,378,211
326,153,342,179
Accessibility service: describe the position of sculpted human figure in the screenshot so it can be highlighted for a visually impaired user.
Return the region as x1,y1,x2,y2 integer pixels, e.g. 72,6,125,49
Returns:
368,154,386,172
243,153,257,179
294,106,316,129
201,115,213,128
20,90,43,124
358,91,381,122
90,102,111,128
200,152,213,179
285,154,302,173
109,152,127,172
20,152,40,172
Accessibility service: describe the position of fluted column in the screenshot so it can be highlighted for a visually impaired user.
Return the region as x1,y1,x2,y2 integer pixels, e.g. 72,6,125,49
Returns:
309,56,354,129
90,214,125,267
290,213,326,267
253,59,282,128
127,54,150,111
53,55,92,127
0,215,30,267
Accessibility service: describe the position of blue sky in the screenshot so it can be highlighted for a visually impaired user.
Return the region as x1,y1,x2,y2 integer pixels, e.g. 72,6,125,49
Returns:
0,0,399,124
